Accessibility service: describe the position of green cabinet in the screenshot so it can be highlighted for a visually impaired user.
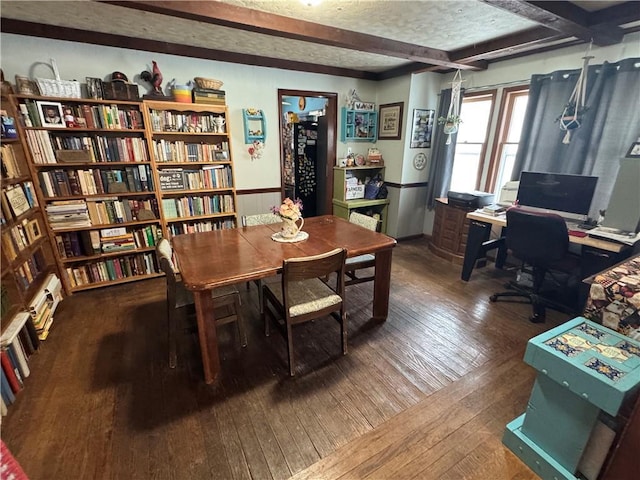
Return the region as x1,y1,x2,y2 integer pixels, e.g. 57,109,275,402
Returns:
340,107,377,142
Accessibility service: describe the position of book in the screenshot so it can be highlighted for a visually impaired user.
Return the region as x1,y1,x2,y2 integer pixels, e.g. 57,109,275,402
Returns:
0,366,16,405
4,184,30,217
0,350,23,394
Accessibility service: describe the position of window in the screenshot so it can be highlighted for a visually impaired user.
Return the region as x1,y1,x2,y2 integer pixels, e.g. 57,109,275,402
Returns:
449,92,495,192
449,86,529,195
487,87,529,193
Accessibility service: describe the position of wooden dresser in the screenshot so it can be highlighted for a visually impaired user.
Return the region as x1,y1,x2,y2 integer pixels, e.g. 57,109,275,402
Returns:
428,198,474,264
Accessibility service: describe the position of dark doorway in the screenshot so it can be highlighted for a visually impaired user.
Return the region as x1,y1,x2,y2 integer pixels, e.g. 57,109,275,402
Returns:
278,89,338,217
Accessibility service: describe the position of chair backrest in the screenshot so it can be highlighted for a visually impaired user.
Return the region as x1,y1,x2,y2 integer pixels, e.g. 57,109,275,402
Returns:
349,212,378,232
506,207,569,266
244,213,282,226
156,238,178,306
283,247,347,294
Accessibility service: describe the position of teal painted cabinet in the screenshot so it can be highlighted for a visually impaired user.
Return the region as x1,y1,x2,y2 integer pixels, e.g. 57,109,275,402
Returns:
242,109,266,143
340,107,377,142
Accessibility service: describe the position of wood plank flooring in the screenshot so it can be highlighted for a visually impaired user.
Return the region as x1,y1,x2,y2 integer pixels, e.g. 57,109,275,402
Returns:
1,237,574,479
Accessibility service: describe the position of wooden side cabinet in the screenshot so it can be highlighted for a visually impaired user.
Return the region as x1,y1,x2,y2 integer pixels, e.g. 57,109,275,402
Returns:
428,198,474,264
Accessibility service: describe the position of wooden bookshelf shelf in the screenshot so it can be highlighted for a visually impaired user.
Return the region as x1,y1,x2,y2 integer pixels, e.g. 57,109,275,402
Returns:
51,219,160,233
159,187,234,195
156,161,231,166
60,246,156,263
2,175,31,186
25,127,147,134
44,191,156,201
34,162,152,168
165,212,235,223
69,272,163,292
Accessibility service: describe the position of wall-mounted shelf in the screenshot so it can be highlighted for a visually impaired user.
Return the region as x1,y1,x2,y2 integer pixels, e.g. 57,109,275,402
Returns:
341,107,377,142
242,109,266,143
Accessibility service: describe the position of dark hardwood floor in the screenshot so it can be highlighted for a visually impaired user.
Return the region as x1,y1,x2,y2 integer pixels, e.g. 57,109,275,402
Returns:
1,238,574,479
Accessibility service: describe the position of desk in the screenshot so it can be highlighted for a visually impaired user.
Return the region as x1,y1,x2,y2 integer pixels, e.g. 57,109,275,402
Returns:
461,210,631,282
172,215,397,384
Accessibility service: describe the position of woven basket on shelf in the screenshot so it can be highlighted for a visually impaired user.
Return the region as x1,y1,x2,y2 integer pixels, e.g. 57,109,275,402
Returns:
35,58,81,98
194,77,223,90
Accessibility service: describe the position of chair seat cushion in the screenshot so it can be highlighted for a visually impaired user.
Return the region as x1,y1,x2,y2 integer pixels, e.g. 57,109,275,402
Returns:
267,278,342,317
346,253,375,265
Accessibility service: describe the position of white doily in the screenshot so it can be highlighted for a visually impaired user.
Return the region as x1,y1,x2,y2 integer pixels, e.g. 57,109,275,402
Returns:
271,231,309,243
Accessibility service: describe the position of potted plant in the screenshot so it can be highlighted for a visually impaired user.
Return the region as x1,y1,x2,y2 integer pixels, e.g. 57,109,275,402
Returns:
438,114,462,134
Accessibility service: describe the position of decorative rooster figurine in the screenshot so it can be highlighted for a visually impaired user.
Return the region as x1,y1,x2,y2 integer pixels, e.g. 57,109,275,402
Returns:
140,60,163,95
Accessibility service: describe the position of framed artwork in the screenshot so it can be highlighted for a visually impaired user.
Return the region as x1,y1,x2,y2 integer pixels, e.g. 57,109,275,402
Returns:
410,108,435,148
15,75,38,96
378,102,403,140
24,218,42,244
36,101,65,128
626,139,640,158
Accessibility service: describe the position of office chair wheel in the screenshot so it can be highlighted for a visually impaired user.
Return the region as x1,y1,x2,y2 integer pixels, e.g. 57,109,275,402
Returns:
489,294,498,302
529,312,545,323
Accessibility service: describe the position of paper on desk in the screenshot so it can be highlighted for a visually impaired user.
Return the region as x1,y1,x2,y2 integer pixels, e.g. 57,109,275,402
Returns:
588,226,640,246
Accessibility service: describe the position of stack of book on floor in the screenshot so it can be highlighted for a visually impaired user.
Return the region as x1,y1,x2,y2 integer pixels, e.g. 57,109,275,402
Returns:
192,88,226,105
45,200,91,230
0,311,39,415
29,273,63,341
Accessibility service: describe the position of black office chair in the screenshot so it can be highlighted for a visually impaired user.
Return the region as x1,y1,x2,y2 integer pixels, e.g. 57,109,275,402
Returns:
489,207,581,323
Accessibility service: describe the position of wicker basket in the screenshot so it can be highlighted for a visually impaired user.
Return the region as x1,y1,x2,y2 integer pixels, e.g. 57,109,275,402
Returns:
35,59,81,98
194,77,223,90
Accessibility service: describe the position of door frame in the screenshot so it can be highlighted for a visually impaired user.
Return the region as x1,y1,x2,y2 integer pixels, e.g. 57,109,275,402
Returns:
278,89,338,216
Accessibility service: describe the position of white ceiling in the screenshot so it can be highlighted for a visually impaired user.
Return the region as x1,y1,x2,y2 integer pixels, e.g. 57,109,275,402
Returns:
1,0,637,77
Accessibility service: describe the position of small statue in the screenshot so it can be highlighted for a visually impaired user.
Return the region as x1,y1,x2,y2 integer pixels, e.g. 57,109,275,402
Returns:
140,60,163,96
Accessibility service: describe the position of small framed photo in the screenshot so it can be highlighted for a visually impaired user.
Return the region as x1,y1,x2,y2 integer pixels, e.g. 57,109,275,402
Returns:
36,101,66,128
626,139,640,158
24,218,42,244
378,102,404,140
410,108,435,148
15,75,39,96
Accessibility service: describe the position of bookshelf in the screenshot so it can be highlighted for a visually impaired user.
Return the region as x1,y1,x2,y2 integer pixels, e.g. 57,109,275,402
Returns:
332,166,389,233
142,100,238,238
14,95,163,294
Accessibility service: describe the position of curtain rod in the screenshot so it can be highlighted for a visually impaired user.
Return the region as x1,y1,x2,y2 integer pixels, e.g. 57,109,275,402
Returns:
464,78,530,92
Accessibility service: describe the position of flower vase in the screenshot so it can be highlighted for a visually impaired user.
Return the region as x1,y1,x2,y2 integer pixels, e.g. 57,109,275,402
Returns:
281,217,304,238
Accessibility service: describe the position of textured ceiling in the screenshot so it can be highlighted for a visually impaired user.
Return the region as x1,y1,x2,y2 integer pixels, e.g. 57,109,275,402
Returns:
0,0,636,77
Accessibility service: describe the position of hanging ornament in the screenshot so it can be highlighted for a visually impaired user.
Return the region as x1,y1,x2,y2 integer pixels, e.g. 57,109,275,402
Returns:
557,42,593,144
437,69,463,145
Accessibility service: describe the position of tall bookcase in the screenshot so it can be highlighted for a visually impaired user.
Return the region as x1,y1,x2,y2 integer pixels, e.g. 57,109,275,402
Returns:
1,95,58,333
142,101,238,239
15,95,163,294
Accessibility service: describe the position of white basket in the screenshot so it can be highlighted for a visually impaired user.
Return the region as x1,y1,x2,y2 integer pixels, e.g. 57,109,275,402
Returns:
35,59,81,98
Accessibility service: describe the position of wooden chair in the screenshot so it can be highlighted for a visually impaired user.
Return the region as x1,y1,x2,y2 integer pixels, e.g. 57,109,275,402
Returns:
262,248,347,376
156,239,247,368
345,212,378,286
242,213,283,312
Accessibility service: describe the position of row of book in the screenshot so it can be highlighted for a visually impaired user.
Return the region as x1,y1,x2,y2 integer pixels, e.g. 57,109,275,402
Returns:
86,198,159,225
192,88,226,106
147,110,225,133
19,100,144,130
45,200,91,230
158,165,233,191
1,144,24,179
1,274,62,415
152,139,229,163
1,217,43,261
1,182,38,220
38,165,154,197
167,218,236,237
27,131,149,164
161,194,235,219
54,225,161,258
1,312,39,414
14,250,46,290
64,252,157,288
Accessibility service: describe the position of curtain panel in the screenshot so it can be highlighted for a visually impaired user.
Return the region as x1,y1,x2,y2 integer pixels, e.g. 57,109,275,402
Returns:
512,58,640,218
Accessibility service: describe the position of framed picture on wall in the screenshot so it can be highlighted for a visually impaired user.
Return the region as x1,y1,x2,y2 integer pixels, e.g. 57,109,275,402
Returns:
410,108,435,148
378,102,403,140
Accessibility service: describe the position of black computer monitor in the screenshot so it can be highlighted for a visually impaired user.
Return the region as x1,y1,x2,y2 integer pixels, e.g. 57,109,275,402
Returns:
516,171,598,222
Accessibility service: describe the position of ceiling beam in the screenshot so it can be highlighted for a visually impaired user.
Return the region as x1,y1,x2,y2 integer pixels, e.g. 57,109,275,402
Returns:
480,0,625,45
589,1,640,26
0,18,378,80
101,0,485,71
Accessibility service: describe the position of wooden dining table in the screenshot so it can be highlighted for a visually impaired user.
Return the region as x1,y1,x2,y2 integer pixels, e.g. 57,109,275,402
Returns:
172,214,397,384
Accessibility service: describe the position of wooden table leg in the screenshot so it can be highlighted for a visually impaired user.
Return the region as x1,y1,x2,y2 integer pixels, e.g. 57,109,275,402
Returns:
193,290,220,384
373,248,392,320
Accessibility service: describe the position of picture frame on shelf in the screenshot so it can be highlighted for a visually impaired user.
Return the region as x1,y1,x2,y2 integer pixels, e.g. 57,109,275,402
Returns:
15,75,38,96
410,108,435,148
626,139,640,158
378,102,403,140
36,101,65,128
24,218,42,244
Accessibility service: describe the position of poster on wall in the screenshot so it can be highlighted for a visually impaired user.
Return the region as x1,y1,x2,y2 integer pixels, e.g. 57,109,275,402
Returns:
410,108,435,148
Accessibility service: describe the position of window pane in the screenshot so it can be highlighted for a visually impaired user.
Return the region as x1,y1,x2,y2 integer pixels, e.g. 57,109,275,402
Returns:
456,100,492,143
494,143,519,194
506,94,528,143
450,144,482,192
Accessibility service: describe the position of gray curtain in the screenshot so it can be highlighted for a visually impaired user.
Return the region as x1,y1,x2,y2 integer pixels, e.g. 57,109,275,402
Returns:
512,57,640,218
426,88,461,209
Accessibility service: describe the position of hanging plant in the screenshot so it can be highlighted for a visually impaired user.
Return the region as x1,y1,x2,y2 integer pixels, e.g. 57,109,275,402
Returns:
437,114,462,135
557,42,593,144
441,70,463,144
